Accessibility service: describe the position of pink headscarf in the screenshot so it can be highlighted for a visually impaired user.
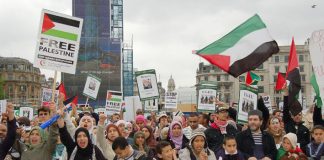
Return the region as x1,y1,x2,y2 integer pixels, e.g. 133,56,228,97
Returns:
135,115,146,124
169,121,183,150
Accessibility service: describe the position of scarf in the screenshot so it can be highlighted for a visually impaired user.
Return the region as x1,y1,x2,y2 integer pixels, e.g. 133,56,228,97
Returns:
70,128,94,160
69,146,96,160
212,119,228,134
169,121,183,150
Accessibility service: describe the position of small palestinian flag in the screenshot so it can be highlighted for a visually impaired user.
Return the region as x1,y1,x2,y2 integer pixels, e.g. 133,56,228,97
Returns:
56,82,67,100
275,72,286,91
286,38,302,116
195,14,279,77
42,13,80,41
63,95,78,106
245,71,261,85
310,74,323,108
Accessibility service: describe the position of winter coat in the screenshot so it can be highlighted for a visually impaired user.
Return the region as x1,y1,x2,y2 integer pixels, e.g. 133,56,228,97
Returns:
283,96,310,153
236,128,277,160
204,123,238,153
306,141,324,160
20,125,58,160
178,147,216,160
96,124,115,160
0,118,17,160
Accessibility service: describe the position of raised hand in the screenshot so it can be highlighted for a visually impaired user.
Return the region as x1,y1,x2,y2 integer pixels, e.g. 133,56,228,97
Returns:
99,113,107,125
6,102,14,121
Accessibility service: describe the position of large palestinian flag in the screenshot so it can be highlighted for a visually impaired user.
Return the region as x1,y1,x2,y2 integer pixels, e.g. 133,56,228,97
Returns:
195,14,279,77
42,13,80,41
286,38,302,116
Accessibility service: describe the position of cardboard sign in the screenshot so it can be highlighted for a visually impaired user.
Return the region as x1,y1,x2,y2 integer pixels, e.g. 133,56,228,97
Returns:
238,84,258,124
165,91,178,109
198,89,217,112
34,9,83,74
83,74,101,100
135,69,159,101
144,99,158,111
262,95,273,114
42,88,59,107
19,107,34,120
105,91,123,115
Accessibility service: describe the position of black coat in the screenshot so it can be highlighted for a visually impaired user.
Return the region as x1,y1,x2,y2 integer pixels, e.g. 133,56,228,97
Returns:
0,118,17,160
236,129,277,159
204,124,238,153
313,104,324,126
283,96,310,153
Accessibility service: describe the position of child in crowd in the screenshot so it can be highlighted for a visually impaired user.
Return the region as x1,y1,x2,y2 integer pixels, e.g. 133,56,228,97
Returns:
276,133,308,160
306,125,324,160
215,135,244,160
155,141,177,160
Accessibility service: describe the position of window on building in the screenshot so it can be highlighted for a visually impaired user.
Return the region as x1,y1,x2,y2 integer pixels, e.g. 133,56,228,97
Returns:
225,93,230,103
301,86,305,93
258,86,264,93
20,85,26,92
7,73,13,80
239,76,245,82
275,66,280,73
300,65,304,72
217,75,221,81
301,75,306,82
257,64,264,70
260,75,264,81
204,76,208,81
275,56,280,63
224,75,229,81
8,85,13,93
225,85,230,90
273,75,277,83
7,64,13,70
299,55,304,62
284,55,289,62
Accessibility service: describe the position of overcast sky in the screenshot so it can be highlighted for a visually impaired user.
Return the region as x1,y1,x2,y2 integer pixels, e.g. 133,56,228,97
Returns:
0,0,323,89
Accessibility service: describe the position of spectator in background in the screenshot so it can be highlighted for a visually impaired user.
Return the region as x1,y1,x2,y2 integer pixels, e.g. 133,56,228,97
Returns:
198,113,210,128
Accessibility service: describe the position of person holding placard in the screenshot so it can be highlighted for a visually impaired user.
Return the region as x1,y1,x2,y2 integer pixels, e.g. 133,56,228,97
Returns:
0,102,17,160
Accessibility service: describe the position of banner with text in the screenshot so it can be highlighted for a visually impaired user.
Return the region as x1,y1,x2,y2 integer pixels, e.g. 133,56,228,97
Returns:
34,9,83,74
105,91,123,115
238,84,258,124
165,91,178,109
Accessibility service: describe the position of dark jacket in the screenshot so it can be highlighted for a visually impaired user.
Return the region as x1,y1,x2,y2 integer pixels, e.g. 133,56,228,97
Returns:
59,126,106,160
204,124,238,153
215,148,245,160
305,141,324,160
257,97,270,131
236,128,277,159
283,96,310,153
313,105,324,126
113,149,147,160
0,118,17,160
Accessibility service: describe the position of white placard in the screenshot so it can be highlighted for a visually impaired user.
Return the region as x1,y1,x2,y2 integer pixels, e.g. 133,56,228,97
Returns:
165,91,178,109
42,88,59,106
262,95,273,114
144,99,158,111
34,9,83,74
309,30,324,115
135,70,159,101
198,89,217,112
0,100,7,115
94,108,106,115
19,107,34,120
83,74,101,100
238,84,258,124
105,91,123,115
124,96,142,122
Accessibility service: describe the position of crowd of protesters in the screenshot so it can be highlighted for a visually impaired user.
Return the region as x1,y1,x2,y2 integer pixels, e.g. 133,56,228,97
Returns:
0,86,323,160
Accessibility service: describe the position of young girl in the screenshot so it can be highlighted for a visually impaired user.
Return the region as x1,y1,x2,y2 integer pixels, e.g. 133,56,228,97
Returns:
215,135,244,160
276,133,308,160
132,131,155,158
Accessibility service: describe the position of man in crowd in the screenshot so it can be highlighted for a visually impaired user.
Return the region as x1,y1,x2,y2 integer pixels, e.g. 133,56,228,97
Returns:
205,103,238,153
236,110,277,160
37,107,51,125
112,136,147,160
183,113,206,141
198,113,210,128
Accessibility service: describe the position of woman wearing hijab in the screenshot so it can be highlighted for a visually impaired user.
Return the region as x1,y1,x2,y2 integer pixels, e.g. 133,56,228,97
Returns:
167,121,188,152
96,114,121,160
132,131,155,158
20,124,59,160
141,126,157,149
57,116,106,160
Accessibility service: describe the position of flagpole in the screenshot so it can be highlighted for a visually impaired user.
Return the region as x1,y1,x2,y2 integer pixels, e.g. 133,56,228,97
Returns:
51,71,57,102
85,96,89,107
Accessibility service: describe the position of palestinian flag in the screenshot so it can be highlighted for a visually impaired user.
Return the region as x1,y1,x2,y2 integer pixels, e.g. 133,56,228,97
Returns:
42,13,80,41
245,71,261,85
286,38,302,116
56,82,67,100
310,74,323,107
195,14,279,77
63,95,78,106
275,72,286,91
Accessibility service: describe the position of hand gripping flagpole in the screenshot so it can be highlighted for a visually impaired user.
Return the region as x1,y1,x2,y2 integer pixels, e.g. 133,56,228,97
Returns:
40,104,72,129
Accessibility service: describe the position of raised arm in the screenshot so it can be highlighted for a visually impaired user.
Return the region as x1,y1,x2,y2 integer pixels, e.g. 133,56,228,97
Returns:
44,123,59,155
96,114,108,150
313,105,324,126
0,102,17,160
58,117,76,153
257,97,270,131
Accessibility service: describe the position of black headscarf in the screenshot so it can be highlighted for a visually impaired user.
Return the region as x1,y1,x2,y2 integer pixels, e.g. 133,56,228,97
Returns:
74,128,93,158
